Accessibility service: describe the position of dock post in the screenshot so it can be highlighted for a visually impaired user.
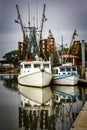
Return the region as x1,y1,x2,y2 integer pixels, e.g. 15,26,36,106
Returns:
81,40,85,78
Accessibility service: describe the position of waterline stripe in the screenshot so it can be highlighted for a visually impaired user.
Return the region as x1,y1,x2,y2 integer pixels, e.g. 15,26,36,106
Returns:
53,74,80,80
18,82,49,89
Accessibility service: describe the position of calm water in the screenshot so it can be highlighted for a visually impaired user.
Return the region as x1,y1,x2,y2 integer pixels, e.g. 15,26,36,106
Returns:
0,74,87,130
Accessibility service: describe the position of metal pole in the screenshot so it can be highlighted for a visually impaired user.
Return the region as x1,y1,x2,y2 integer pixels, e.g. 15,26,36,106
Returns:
81,40,85,78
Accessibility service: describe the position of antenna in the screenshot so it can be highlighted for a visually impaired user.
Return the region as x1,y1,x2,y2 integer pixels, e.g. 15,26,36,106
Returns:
28,3,30,27
36,0,38,29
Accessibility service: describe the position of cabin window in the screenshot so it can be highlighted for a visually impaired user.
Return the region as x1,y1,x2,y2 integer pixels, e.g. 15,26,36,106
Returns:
72,67,76,71
60,68,65,72
66,67,71,72
24,64,31,68
43,64,49,68
34,64,40,68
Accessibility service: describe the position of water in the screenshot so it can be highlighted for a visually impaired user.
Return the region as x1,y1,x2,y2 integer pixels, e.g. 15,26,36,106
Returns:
0,74,87,130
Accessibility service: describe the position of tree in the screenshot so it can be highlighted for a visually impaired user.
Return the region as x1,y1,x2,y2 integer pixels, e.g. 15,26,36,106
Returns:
3,50,18,67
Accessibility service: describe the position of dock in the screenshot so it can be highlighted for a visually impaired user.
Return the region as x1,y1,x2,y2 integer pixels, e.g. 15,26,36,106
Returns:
71,102,87,130
78,78,87,87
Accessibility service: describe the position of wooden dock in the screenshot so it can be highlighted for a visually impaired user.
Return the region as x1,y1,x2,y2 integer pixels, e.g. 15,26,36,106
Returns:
71,102,87,130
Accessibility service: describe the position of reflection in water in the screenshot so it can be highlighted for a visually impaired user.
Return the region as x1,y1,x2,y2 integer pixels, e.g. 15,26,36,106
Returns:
0,74,18,91
53,85,80,103
18,85,81,130
0,75,85,130
18,100,79,130
79,85,87,105
19,105,55,130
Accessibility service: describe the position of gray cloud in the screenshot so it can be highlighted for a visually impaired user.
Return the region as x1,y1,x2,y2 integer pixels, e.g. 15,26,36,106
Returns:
0,0,87,57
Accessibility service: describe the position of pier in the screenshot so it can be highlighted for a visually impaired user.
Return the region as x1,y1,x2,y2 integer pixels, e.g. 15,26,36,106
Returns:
78,78,87,87
71,102,87,130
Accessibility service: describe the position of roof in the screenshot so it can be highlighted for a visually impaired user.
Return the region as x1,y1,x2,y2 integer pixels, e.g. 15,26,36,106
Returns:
59,54,78,58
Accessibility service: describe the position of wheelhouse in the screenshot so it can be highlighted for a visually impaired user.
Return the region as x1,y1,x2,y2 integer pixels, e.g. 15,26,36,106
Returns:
52,66,77,75
19,60,51,74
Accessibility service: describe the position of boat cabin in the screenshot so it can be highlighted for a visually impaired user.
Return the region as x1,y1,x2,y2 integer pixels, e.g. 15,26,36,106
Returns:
52,65,78,76
19,60,51,75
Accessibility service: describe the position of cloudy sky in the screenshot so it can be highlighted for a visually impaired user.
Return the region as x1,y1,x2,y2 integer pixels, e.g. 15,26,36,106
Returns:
0,0,87,57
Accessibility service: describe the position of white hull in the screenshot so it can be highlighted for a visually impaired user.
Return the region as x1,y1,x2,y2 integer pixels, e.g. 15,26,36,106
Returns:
18,71,52,87
53,75,79,85
18,84,52,105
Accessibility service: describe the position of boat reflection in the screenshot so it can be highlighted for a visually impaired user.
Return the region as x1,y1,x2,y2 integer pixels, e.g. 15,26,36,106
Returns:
18,84,80,130
52,85,80,103
0,74,85,130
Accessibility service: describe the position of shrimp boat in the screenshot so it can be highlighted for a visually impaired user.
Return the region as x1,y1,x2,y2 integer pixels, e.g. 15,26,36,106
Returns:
18,58,52,105
52,63,79,85
52,30,80,86
18,58,52,88
16,4,54,105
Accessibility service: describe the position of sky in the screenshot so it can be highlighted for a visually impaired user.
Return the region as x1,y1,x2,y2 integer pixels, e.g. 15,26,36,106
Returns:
0,0,87,58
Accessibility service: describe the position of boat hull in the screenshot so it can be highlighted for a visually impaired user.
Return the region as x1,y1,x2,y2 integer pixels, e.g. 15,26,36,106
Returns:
53,74,79,85
18,70,52,87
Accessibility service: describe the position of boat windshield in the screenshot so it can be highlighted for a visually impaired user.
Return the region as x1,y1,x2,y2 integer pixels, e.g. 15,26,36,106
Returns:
34,64,40,68
24,64,31,68
66,67,71,72
72,66,76,71
43,64,49,68
60,68,65,72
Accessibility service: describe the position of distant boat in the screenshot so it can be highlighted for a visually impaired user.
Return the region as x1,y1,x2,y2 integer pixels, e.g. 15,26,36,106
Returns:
52,62,80,85
52,30,80,86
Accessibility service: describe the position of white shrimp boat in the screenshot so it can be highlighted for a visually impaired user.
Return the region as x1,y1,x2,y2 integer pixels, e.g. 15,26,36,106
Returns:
18,59,52,87
52,63,80,85
16,3,53,105
17,59,53,105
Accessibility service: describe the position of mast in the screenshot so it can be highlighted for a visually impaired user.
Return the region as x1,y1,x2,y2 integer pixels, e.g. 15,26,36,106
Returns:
40,4,47,40
15,4,26,41
28,3,30,28
67,29,78,55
